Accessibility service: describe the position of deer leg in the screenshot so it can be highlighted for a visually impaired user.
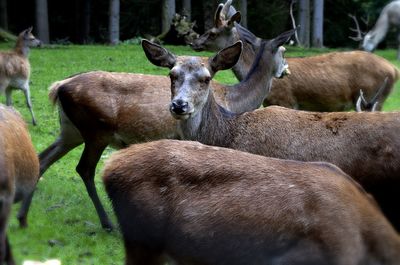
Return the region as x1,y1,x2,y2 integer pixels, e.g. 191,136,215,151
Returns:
76,140,113,230
17,122,83,228
21,83,37,126
5,87,12,106
0,199,13,265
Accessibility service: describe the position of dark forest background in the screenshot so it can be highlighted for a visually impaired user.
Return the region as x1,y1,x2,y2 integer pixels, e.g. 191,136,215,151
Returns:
1,0,397,48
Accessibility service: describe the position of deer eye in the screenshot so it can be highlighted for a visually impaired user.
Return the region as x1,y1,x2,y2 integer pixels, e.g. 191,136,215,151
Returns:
200,76,211,84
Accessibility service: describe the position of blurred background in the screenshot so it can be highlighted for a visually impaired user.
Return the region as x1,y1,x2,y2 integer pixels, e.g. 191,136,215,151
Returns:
0,0,397,49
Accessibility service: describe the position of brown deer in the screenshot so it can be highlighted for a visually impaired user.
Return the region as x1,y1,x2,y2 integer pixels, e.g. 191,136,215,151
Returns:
191,0,399,111
143,35,400,231
34,32,289,230
0,27,41,126
0,104,40,265
103,139,400,265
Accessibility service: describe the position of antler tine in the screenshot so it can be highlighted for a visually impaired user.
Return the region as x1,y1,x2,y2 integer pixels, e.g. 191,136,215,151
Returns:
356,91,363,112
361,14,369,27
220,0,233,20
348,14,364,41
370,77,388,104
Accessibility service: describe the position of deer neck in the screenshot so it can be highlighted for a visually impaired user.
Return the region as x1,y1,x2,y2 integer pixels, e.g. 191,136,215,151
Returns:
177,92,233,146
370,9,390,46
14,38,30,57
230,29,254,81
224,42,273,113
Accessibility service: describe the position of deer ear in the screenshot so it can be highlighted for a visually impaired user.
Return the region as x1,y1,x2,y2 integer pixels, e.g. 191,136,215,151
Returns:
214,4,224,27
228,12,241,27
234,22,257,44
271,28,296,53
209,41,242,74
142,39,176,69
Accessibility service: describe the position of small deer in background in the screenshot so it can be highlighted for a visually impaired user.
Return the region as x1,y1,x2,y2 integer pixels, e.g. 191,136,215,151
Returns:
362,1,400,60
356,77,387,112
0,27,41,126
0,104,40,265
103,140,400,265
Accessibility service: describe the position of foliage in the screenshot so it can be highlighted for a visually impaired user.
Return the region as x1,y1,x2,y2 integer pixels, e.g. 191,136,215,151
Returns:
0,42,399,264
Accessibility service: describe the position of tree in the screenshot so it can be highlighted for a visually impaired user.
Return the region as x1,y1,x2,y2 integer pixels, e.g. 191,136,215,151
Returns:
298,0,310,47
162,0,175,33
76,0,91,44
0,0,7,30
312,0,324,47
35,0,49,43
182,0,191,20
109,0,119,45
239,0,247,27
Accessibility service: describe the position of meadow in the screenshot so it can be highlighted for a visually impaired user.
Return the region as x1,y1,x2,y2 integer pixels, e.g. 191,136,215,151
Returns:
1,41,400,264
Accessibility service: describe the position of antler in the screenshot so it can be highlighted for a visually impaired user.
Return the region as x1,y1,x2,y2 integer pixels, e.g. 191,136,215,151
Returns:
220,0,237,21
348,14,365,41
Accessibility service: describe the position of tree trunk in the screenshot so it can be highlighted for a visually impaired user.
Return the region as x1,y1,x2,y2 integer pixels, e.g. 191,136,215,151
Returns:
35,0,50,44
203,0,217,31
182,0,191,20
312,0,324,48
109,0,119,45
298,0,310,47
0,0,7,30
76,0,91,44
239,0,247,27
162,0,175,33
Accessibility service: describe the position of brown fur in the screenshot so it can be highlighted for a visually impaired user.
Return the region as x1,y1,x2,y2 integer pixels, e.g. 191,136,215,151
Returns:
103,139,400,265
191,4,399,111
0,104,39,265
145,41,400,232
37,48,276,230
0,28,41,125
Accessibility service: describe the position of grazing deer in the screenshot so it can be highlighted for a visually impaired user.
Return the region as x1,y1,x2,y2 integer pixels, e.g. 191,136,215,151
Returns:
0,27,41,126
143,34,400,231
356,77,387,112
0,104,40,265
103,139,400,265
191,0,399,111
34,32,289,230
362,0,400,60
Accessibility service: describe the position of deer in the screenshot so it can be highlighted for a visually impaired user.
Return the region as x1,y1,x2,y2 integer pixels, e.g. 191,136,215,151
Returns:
33,31,290,230
355,77,387,112
142,28,400,232
0,104,40,265
191,0,399,111
103,139,400,265
0,27,41,126
362,0,400,60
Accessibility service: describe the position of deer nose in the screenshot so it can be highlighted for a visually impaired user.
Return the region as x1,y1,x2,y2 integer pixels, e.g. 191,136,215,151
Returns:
170,99,189,115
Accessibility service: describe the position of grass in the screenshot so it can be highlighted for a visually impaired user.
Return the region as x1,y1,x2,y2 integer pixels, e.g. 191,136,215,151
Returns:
1,41,400,265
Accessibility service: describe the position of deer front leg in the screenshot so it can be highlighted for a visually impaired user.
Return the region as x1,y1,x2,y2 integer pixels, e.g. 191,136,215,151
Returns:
5,87,12,106
21,82,37,126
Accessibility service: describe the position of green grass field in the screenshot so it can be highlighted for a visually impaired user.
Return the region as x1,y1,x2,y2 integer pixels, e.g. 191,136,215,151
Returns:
1,42,399,264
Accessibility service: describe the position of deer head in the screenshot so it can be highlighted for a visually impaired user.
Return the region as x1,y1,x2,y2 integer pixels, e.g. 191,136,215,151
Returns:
143,40,242,120
21,27,42,47
190,0,241,51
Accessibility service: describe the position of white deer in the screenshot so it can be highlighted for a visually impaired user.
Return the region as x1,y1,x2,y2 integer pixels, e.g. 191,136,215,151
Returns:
362,1,400,60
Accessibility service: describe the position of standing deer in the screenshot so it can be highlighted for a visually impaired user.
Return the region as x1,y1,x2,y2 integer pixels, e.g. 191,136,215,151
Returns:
0,27,41,125
362,0,400,60
0,104,40,265
103,139,400,265
143,31,400,231
34,32,289,230
191,0,399,111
